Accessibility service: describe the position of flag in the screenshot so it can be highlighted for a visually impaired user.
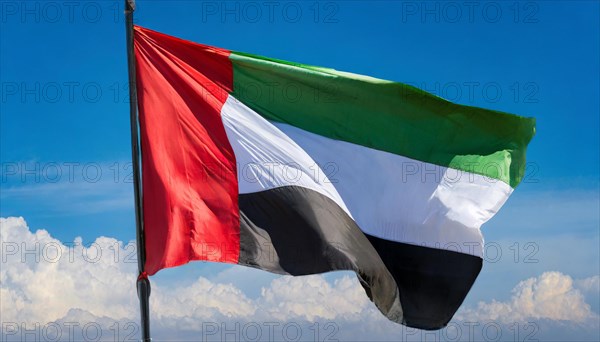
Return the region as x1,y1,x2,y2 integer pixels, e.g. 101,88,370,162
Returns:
133,25,535,330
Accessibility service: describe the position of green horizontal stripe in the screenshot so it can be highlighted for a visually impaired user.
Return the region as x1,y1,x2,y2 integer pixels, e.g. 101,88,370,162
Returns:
229,52,535,188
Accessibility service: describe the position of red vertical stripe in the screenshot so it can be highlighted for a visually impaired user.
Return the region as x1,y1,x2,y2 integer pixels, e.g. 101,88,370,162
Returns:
133,26,239,275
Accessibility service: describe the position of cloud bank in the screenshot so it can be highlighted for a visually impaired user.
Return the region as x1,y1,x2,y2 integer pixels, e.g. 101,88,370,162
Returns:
458,272,597,322
1,217,598,341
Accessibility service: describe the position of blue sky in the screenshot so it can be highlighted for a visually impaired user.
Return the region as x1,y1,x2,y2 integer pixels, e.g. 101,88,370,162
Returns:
1,1,599,340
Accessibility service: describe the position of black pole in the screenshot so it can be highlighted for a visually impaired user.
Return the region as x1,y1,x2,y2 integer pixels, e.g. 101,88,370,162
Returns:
124,1,151,341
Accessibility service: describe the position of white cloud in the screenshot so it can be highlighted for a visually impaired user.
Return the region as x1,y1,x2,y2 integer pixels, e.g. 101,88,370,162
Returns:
458,272,598,323
0,217,139,324
2,217,599,341
0,217,375,328
576,275,600,294
152,277,256,321
258,275,370,321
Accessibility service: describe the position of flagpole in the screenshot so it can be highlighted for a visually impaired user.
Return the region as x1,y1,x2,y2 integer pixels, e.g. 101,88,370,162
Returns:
125,0,152,341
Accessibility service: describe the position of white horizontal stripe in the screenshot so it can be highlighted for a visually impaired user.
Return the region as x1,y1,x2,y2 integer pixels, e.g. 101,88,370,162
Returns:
220,95,352,217
272,123,513,257
221,94,513,257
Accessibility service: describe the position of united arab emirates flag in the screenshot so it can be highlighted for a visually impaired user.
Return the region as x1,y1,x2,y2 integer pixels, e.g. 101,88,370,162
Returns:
133,26,535,330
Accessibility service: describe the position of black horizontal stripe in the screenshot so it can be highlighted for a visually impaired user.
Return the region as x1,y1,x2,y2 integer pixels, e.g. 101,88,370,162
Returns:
237,186,481,330
366,234,482,329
